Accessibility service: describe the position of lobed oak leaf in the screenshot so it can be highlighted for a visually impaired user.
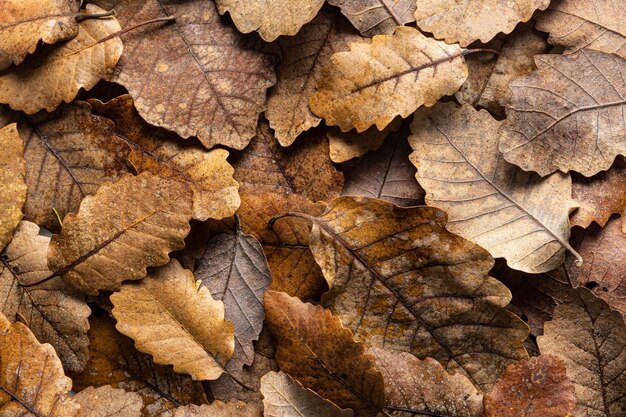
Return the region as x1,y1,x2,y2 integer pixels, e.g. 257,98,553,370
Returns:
499,50,626,177
89,95,240,222
173,401,260,417
309,26,468,133
0,221,90,372
0,4,123,114
414,0,550,46
537,288,626,417
74,386,143,417
110,259,235,381
327,0,416,37
484,355,576,417
47,172,193,295
409,102,580,274
0,123,26,252
328,117,402,163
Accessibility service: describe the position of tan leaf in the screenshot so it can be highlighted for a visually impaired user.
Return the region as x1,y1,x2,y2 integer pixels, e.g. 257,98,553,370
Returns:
0,0,79,70
215,0,324,42
231,121,343,202
327,0,416,37
0,221,90,372
0,4,123,114
328,117,402,163
89,95,239,221
264,290,385,417
261,371,353,417
369,347,483,417
69,313,208,417
267,10,363,146
106,0,278,150
0,123,26,252
299,196,529,390
309,26,468,132
173,402,260,417
571,158,626,228
499,50,626,177
111,259,235,381
47,172,193,295
484,355,576,417
0,312,80,416
536,0,626,59
537,288,626,417
414,0,550,46
409,102,579,273
75,386,143,417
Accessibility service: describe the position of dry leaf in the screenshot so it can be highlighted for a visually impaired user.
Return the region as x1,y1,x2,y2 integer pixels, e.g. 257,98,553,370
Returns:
47,172,193,295
231,121,343,202
537,288,626,417
536,0,626,59
0,0,79,70
215,0,325,42
105,0,278,150
571,158,626,228
173,402,260,417
261,371,353,417
328,117,402,163
0,123,26,252
309,26,468,132
370,347,483,417
409,102,579,274
302,196,529,390
414,0,550,46
75,386,143,417
499,50,626,177
484,355,576,417
111,259,235,381
89,95,240,221
0,4,123,114
0,221,90,372
266,10,363,146
194,221,271,375
264,290,385,417
0,312,80,416
327,0,416,37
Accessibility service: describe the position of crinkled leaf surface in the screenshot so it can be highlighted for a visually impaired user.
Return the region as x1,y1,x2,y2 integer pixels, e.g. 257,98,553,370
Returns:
0,123,26,252
327,0,416,37
74,386,143,417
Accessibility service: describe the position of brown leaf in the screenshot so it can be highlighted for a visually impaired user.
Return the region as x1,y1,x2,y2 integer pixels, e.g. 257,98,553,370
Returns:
0,312,80,416
499,50,626,177
537,288,626,417
47,172,193,295
69,313,208,417
327,0,416,37
215,0,324,42
231,120,343,202
0,0,79,70
414,0,550,46
536,0,626,59
328,117,402,163
75,386,143,417
266,10,363,146
264,290,385,417
301,196,529,390
0,4,123,114
369,347,483,417
0,123,26,252
484,355,576,417
105,0,278,150
409,102,579,273
261,371,353,417
309,26,468,133
173,402,260,417
571,158,626,228
89,95,239,222
0,221,90,372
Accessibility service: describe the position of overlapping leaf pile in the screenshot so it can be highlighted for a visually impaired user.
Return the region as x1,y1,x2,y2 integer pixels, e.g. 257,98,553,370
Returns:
0,0,624,416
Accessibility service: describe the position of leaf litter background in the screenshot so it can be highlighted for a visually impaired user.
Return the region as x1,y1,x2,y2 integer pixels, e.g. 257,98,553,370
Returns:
0,0,624,417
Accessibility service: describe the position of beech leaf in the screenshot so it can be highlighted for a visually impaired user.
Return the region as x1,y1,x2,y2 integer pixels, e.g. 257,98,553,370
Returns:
74,386,143,417
327,0,416,37
0,123,26,252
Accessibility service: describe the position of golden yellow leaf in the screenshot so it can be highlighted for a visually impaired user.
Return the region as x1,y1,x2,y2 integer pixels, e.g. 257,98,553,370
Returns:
0,123,26,252
74,386,143,417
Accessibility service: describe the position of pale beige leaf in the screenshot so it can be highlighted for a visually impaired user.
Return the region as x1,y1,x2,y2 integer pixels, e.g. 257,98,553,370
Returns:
111,259,235,381
216,0,324,42
0,4,123,114
414,0,550,46
47,172,193,295
0,123,26,252
173,402,260,417
327,0,416,37
328,117,402,163
409,102,579,273
75,386,143,417
309,26,468,132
